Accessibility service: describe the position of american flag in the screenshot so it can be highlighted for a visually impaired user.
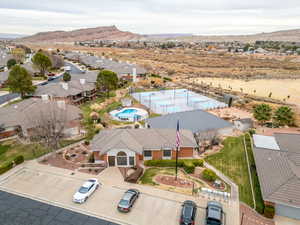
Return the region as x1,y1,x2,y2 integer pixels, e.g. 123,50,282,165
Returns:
176,120,180,148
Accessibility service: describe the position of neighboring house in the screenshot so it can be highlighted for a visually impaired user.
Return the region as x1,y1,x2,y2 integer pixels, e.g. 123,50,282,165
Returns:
0,70,9,87
91,129,197,167
233,118,253,132
252,133,300,220
0,98,82,139
146,110,233,141
34,79,97,104
65,52,146,81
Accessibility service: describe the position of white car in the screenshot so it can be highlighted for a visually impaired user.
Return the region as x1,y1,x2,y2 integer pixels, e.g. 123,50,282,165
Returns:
73,178,100,203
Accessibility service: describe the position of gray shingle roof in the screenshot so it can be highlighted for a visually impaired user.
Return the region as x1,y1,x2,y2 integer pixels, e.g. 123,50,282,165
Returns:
253,133,300,207
0,70,9,83
146,109,232,134
0,98,81,131
34,80,95,97
91,128,197,154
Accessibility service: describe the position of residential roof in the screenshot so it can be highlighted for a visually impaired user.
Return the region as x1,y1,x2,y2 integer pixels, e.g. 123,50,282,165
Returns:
34,79,95,97
0,70,9,83
252,133,300,208
91,128,197,154
146,109,232,134
0,98,82,131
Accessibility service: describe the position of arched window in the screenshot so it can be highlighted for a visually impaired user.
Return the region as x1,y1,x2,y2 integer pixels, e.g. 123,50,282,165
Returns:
117,151,127,157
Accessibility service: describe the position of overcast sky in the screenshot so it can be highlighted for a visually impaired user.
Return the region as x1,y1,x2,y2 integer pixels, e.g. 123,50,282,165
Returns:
1,0,300,35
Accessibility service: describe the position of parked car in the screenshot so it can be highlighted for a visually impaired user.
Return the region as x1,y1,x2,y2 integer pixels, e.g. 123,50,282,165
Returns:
205,201,223,225
73,178,100,203
117,189,140,212
180,200,197,225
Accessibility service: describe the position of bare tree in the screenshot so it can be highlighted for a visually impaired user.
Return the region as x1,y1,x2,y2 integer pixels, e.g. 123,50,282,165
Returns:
25,101,70,150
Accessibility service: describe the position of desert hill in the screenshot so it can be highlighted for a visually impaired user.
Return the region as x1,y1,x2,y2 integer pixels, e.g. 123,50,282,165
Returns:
18,25,141,43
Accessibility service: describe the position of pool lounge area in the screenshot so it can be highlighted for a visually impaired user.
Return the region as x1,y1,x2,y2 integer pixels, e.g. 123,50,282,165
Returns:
131,89,227,114
110,107,149,122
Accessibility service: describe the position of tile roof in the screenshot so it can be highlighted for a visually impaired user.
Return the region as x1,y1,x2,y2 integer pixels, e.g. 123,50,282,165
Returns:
91,128,197,154
253,133,300,207
146,109,232,134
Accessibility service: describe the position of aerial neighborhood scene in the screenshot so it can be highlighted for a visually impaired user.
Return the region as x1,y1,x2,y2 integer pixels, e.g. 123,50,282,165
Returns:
1,1,300,225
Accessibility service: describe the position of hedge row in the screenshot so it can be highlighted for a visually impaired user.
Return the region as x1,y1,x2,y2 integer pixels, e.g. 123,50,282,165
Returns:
144,159,204,174
0,162,13,175
0,155,24,175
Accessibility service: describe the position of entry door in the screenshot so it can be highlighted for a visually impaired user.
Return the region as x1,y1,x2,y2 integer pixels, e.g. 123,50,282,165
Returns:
108,156,115,166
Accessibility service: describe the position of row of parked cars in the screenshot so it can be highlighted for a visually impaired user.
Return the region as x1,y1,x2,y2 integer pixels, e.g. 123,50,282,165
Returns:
73,178,223,225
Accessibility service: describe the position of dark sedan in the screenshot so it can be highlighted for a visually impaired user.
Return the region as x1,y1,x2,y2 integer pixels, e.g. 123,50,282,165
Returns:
180,200,197,225
117,189,140,212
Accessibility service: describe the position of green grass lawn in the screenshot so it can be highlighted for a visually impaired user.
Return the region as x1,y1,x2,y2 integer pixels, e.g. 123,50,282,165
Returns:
244,134,265,214
139,168,175,185
0,139,50,167
205,136,254,208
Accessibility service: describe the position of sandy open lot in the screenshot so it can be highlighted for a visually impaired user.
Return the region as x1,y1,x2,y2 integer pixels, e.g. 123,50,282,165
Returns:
193,78,300,106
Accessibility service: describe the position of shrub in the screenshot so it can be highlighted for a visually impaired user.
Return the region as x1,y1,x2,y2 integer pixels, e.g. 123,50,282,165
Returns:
14,155,24,165
183,161,195,174
88,153,95,163
84,140,90,146
264,205,275,219
144,159,203,169
0,162,13,175
202,169,217,182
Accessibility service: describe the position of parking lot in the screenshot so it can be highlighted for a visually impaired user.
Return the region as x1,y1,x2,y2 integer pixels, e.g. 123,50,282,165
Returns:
0,164,237,225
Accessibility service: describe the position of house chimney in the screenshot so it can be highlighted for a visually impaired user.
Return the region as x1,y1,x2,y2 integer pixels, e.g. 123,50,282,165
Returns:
41,95,49,101
80,79,86,85
132,68,137,83
61,82,68,90
57,100,66,110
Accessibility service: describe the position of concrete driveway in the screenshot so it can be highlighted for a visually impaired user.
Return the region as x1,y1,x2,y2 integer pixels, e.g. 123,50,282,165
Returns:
0,162,238,225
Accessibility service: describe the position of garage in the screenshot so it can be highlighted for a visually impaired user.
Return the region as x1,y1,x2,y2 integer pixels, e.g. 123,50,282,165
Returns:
276,204,300,220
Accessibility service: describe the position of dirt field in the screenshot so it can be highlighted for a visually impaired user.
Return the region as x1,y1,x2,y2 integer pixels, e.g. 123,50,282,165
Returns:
192,77,300,106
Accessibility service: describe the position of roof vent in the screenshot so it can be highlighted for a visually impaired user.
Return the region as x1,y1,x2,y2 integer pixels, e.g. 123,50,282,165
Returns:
80,79,86,85
61,83,68,90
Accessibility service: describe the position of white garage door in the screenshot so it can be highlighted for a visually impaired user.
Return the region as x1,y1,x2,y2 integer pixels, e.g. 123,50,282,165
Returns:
276,204,300,220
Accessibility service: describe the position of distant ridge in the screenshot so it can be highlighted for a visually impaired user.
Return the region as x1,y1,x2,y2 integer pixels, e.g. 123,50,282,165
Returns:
16,26,300,43
0,33,27,39
18,25,141,43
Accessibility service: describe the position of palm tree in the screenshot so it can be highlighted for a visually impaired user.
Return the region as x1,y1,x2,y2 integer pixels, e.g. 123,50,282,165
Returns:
273,106,294,126
253,104,272,125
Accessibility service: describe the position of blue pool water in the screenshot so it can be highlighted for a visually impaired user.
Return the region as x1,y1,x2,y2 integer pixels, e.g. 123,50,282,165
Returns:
115,108,140,120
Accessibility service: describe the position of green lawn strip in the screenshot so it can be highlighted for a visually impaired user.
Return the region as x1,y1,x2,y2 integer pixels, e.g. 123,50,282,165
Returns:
0,87,10,91
0,139,50,167
205,136,254,208
139,168,175,185
58,137,86,148
245,134,265,214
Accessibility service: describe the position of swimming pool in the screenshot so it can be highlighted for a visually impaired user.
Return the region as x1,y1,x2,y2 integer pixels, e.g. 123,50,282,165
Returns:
110,107,148,122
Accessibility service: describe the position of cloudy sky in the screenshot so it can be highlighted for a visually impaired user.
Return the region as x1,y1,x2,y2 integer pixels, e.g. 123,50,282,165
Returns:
1,0,300,35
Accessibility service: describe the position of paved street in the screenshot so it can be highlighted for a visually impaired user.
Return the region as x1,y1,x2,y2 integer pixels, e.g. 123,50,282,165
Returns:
0,190,119,225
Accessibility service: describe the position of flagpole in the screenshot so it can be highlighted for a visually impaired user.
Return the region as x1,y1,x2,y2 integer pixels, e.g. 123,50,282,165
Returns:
175,144,179,181
175,120,180,181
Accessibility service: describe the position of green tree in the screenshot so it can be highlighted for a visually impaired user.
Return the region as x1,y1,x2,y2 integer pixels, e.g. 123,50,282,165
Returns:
96,70,118,98
273,106,295,126
62,72,71,82
32,52,52,77
7,65,36,98
7,58,17,69
253,104,272,125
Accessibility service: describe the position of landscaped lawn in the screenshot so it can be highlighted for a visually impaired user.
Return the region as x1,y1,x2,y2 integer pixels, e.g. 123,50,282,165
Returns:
140,168,175,185
0,139,50,167
205,136,255,208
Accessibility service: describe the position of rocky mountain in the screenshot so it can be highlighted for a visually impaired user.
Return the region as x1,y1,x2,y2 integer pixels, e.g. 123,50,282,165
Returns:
18,25,141,43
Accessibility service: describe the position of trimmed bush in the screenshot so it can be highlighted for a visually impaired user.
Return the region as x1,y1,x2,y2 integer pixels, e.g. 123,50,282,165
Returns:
14,155,24,165
84,140,90,146
0,162,13,175
202,169,217,182
183,161,195,174
264,205,275,219
88,153,95,163
144,159,204,170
